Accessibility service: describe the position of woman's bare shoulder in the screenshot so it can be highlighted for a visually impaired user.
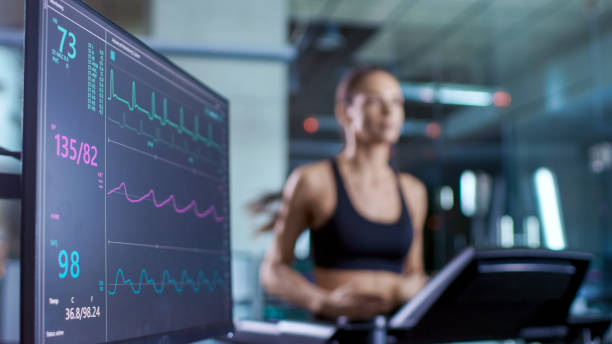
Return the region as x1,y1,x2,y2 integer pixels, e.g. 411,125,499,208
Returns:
398,173,427,207
398,173,427,232
398,173,426,194
285,160,335,199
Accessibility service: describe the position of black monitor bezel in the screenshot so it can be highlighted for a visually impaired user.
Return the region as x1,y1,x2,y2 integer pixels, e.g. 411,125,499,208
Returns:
21,0,233,342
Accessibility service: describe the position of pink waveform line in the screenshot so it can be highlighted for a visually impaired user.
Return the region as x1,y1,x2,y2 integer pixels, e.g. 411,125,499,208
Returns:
107,182,224,222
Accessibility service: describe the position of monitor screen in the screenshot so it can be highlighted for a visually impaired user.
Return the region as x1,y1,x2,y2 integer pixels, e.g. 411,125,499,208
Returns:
22,0,232,342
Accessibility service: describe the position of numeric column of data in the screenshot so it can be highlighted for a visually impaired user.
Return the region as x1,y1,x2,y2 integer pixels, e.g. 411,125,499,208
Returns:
42,5,107,343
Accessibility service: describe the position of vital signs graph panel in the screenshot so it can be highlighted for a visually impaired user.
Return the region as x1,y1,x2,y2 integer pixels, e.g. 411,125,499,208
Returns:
34,0,231,342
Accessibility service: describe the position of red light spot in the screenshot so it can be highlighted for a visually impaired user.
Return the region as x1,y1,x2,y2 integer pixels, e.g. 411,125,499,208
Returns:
303,117,319,134
493,91,512,107
426,215,443,231
426,122,441,139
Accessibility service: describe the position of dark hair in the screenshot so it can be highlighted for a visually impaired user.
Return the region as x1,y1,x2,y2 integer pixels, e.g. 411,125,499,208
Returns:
335,66,388,105
248,191,282,235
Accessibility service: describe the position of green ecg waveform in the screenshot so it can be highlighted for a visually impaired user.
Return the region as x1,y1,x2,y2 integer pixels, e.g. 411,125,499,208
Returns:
107,113,215,164
107,68,221,151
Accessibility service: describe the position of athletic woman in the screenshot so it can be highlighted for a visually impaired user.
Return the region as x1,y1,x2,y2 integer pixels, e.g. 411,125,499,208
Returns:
259,67,428,320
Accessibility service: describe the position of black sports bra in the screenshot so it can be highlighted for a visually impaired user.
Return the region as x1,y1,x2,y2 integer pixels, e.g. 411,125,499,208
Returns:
310,159,413,273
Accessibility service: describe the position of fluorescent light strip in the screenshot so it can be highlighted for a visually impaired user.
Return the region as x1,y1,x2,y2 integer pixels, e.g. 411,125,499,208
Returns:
500,215,514,248
460,170,476,217
524,216,541,248
438,88,492,107
440,186,454,210
401,82,502,107
534,168,566,250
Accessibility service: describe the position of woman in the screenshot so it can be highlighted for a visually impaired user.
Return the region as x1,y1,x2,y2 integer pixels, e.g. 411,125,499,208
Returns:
259,67,428,320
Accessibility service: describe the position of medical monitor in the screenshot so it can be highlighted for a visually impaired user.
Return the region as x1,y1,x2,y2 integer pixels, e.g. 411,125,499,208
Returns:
22,0,232,342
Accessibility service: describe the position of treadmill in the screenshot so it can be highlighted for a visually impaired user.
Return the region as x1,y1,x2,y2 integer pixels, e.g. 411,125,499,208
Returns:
229,247,611,344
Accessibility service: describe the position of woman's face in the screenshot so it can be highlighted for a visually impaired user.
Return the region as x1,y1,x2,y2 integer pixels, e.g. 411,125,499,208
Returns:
344,71,405,145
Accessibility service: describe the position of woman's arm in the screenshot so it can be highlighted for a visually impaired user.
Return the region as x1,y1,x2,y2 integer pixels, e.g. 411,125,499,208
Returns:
260,167,329,312
397,175,429,302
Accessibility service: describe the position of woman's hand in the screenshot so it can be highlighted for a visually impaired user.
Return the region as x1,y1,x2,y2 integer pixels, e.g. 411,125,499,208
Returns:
395,274,428,304
316,283,395,320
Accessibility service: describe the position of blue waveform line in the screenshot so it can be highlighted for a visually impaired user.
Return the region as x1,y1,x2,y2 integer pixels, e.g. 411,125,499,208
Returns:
107,113,214,164
107,268,224,295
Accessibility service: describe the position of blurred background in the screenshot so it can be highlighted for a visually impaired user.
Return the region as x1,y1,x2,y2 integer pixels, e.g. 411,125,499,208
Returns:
1,0,612,340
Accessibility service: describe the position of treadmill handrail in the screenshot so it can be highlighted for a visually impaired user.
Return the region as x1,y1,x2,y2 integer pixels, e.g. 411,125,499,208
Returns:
389,247,475,328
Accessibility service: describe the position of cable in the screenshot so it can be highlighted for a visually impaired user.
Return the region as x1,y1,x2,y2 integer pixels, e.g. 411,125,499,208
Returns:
0,146,20,161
